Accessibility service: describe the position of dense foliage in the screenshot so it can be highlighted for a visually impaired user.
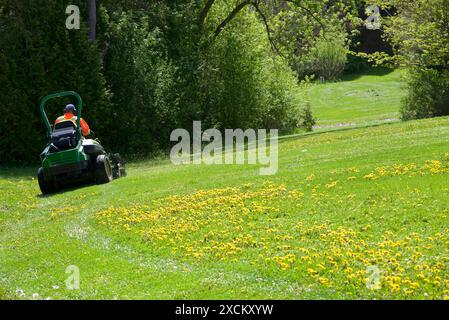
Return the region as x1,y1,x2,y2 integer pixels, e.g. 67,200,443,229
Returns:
0,0,110,163
269,0,362,80
0,0,322,163
379,0,449,119
401,69,449,120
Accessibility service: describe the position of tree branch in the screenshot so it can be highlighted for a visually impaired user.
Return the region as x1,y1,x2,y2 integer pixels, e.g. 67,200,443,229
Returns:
205,0,326,59
251,1,286,58
199,0,216,27
284,0,326,35
214,0,252,37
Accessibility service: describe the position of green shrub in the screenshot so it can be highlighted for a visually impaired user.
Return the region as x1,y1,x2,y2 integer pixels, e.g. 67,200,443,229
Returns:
100,9,181,157
0,0,111,163
193,9,306,133
300,103,316,132
344,53,371,74
401,68,449,120
310,38,348,80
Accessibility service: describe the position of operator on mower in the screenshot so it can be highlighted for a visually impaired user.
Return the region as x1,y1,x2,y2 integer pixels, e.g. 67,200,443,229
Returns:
55,104,91,137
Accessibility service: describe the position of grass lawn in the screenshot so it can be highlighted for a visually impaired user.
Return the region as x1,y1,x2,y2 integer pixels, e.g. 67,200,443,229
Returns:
306,68,406,127
1,114,449,299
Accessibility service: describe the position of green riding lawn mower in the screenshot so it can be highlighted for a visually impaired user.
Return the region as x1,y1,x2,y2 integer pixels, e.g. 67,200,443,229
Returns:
37,91,126,195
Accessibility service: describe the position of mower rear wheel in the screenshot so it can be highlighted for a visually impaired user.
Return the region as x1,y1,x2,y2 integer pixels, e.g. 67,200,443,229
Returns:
37,167,57,195
95,155,113,184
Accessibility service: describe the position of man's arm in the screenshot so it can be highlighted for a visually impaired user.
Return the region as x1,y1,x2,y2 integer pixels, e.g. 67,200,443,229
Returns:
80,118,91,137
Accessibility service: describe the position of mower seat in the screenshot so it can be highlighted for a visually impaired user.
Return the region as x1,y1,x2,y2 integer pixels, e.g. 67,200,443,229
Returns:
50,122,78,152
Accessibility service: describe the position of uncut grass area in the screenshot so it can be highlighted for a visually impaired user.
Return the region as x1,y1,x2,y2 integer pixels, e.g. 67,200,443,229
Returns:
306,68,406,127
1,116,449,299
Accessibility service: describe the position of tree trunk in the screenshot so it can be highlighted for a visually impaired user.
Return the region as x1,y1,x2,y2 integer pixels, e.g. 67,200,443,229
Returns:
88,0,96,42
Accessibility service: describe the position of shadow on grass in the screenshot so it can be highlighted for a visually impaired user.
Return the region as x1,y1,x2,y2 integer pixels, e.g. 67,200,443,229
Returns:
36,180,98,198
0,166,97,197
339,67,396,82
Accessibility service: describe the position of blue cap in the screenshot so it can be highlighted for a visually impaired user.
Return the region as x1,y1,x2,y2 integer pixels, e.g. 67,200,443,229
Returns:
64,104,77,114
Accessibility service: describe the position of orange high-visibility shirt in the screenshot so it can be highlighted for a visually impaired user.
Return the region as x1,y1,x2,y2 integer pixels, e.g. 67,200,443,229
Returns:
54,114,91,137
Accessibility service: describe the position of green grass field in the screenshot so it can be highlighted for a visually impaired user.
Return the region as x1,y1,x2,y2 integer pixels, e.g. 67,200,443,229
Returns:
306,68,406,127
1,69,449,300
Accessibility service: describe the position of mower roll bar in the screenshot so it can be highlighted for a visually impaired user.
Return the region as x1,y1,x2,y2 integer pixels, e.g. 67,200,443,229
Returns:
40,91,83,139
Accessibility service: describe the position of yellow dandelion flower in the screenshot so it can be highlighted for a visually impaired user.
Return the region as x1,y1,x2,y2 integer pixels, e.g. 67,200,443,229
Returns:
306,174,315,181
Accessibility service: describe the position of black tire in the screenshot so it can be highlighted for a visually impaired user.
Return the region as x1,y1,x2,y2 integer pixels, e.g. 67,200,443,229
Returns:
37,167,56,195
95,155,113,184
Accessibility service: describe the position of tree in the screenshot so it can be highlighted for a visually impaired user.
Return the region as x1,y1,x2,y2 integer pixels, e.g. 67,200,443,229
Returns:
379,0,449,69
378,0,449,119
0,0,111,163
197,0,327,44
88,0,96,42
